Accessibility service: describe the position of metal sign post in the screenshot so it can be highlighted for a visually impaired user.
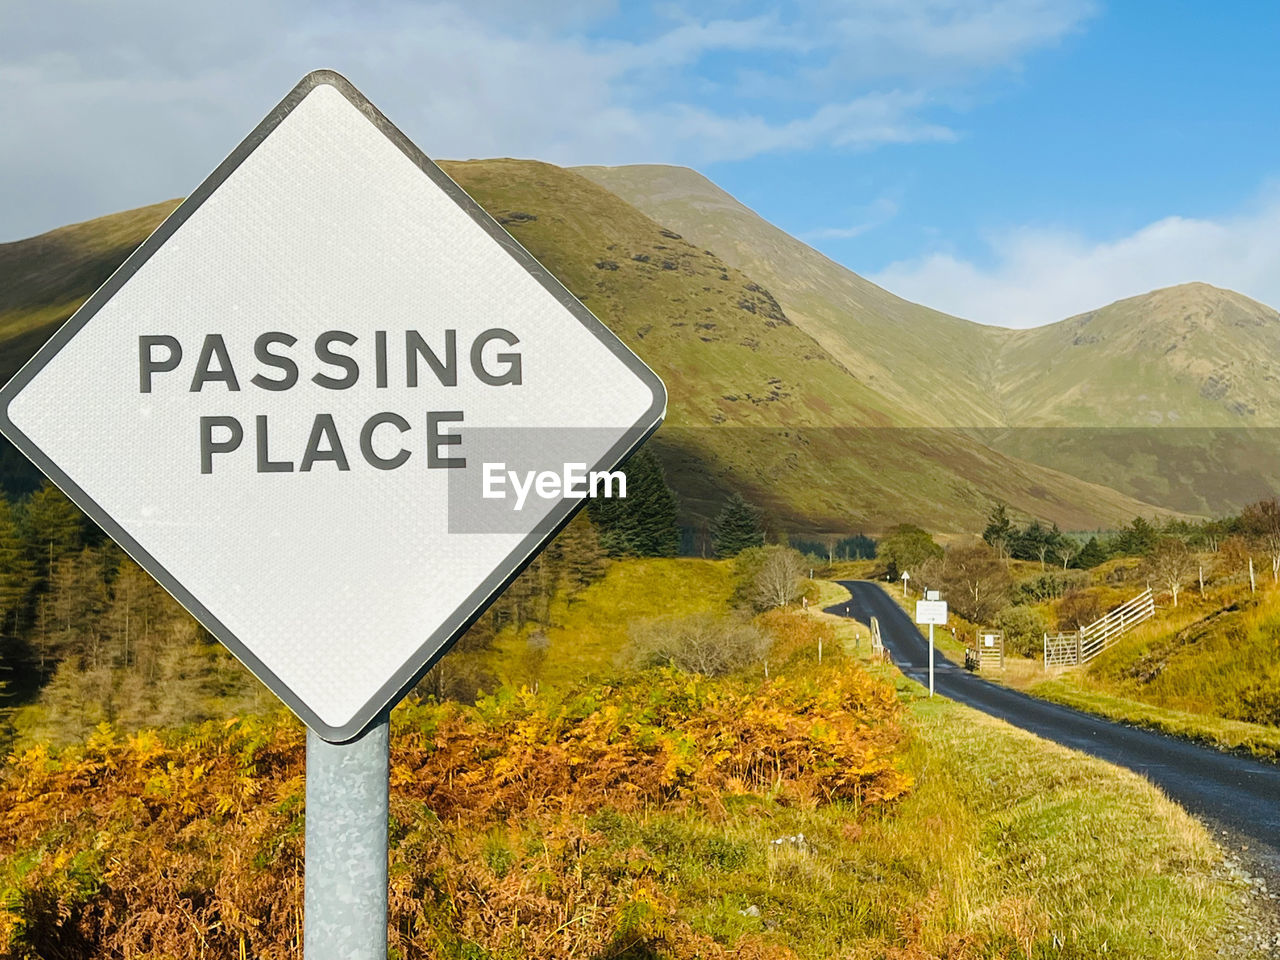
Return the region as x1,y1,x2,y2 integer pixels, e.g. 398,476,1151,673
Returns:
0,70,666,957
914,597,948,698
305,721,389,958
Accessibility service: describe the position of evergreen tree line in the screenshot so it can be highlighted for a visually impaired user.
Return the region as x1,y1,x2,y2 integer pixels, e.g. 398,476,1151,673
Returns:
0,451,686,733
790,534,877,564
0,483,269,745
586,449,680,557
982,499,1280,572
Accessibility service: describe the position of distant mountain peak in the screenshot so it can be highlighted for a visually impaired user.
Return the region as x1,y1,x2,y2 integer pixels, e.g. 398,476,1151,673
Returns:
1062,282,1280,337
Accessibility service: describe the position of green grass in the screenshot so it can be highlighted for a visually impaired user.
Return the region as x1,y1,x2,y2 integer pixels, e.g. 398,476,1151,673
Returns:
1081,587,1280,721
538,671,1236,959
806,577,853,610
487,557,738,689
884,688,1231,959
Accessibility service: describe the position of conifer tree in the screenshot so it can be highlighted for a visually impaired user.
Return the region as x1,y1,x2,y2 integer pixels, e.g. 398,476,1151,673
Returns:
24,483,85,578
588,448,679,557
48,547,111,669
0,494,33,635
712,492,764,558
1075,536,1107,568
982,502,1013,558
550,512,607,595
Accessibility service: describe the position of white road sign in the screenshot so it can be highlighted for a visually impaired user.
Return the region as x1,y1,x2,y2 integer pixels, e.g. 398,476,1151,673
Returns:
915,599,948,625
0,71,666,742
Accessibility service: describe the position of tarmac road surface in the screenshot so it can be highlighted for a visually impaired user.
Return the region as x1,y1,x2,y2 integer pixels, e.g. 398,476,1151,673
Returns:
830,580,1280,872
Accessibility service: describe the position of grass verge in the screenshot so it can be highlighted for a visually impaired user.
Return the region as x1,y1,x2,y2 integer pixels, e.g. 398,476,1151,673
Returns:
878,679,1234,959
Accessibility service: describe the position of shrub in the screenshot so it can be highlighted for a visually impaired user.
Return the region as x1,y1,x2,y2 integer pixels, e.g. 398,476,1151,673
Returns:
936,542,1010,624
1015,570,1088,604
625,613,769,677
1057,589,1104,631
1229,676,1280,727
994,605,1050,658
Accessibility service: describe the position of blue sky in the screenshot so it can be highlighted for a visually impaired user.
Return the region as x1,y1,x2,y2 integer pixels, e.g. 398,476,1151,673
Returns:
4,1,1279,326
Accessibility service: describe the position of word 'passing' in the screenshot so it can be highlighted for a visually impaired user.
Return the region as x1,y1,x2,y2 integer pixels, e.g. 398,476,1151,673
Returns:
137,329,522,474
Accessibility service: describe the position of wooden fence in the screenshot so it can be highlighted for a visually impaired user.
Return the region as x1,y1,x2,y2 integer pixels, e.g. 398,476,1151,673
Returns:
1043,587,1154,668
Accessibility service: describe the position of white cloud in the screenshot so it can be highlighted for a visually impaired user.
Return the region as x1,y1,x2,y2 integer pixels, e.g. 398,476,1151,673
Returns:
870,188,1280,326
801,197,900,240
0,0,1093,240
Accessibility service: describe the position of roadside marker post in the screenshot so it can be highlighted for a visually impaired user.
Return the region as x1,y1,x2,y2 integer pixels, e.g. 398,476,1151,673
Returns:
915,597,947,697
0,70,666,957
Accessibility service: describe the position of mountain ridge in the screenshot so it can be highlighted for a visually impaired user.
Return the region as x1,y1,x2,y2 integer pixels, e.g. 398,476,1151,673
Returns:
576,164,1280,430
0,160,1176,533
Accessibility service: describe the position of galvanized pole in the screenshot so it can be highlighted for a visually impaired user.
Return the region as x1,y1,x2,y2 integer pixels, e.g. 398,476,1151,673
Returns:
305,717,390,959
928,622,934,697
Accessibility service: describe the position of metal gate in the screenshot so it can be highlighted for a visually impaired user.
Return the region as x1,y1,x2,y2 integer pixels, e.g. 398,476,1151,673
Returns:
1043,587,1155,668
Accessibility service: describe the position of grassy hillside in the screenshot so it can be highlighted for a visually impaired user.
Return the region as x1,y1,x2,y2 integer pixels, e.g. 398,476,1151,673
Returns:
575,164,1011,429
984,284,1280,513
996,283,1280,427
579,165,1280,515
1029,585,1280,758
0,161,1172,532
1082,586,1280,724
0,200,179,356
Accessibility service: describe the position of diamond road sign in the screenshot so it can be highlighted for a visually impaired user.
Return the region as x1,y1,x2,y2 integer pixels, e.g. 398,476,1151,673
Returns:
0,71,666,742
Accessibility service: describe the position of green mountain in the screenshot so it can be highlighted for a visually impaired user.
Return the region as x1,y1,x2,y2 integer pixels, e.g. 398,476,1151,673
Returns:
993,283,1280,427
577,164,1280,516
575,163,1010,428
0,161,1169,534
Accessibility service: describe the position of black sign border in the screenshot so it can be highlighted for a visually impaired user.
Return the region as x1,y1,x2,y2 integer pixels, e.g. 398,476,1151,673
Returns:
0,70,667,742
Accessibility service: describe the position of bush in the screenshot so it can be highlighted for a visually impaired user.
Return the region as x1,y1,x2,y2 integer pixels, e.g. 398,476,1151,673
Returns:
625,613,769,677
994,605,1050,658
1015,570,1088,604
935,542,1010,624
1056,589,1104,631
1230,677,1280,727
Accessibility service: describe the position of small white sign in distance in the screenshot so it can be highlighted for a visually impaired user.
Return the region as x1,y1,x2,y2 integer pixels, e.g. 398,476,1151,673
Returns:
915,600,948,625
0,71,666,742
